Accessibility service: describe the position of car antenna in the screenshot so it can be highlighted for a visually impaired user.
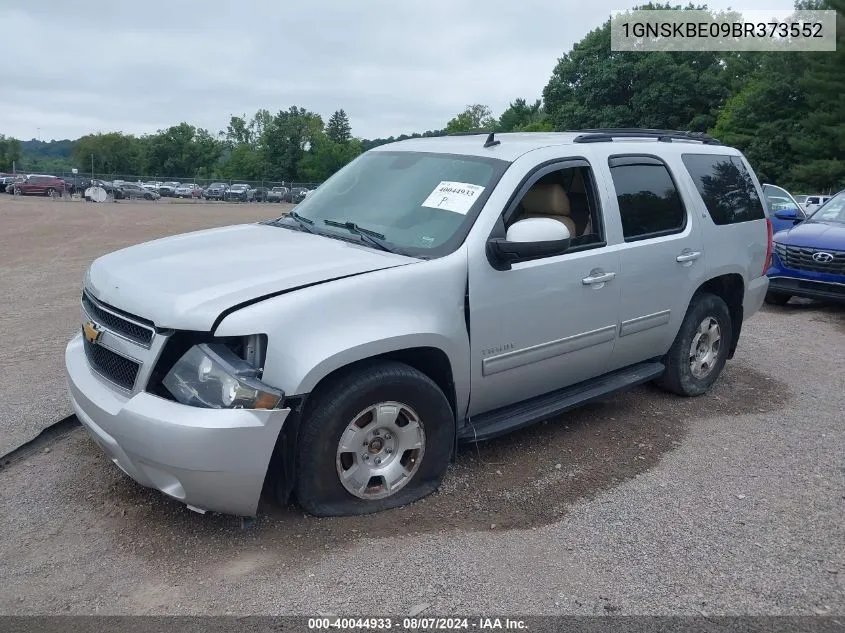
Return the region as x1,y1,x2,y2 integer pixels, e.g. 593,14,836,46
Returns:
483,132,500,148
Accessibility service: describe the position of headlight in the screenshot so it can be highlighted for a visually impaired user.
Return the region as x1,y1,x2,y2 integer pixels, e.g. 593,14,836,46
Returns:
163,343,283,410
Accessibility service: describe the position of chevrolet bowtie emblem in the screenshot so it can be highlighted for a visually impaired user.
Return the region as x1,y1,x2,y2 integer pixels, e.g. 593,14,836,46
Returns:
83,321,103,344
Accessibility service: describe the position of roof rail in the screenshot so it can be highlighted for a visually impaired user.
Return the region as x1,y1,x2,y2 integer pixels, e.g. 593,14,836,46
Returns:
571,128,722,145
446,131,489,137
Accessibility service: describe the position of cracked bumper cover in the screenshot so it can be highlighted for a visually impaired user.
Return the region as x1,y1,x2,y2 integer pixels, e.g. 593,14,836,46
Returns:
65,334,289,517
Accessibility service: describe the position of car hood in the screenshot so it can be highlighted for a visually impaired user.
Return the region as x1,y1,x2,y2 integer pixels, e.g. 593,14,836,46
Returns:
86,223,416,331
775,221,845,250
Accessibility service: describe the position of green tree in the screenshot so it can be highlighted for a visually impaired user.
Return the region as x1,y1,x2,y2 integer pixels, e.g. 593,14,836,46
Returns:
0,135,22,172
497,99,553,132
543,4,750,132
445,104,496,133
260,106,324,181
143,123,222,178
299,134,362,182
326,109,352,144
713,0,845,191
72,132,144,176
225,115,252,146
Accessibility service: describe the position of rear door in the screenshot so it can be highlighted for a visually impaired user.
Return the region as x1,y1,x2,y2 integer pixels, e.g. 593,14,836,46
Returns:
599,154,706,371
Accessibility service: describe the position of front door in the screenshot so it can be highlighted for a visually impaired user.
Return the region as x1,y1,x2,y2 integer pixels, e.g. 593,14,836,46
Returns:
467,160,620,417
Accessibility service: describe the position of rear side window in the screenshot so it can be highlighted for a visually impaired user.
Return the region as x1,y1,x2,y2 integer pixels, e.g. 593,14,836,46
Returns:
608,156,686,241
681,154,765,225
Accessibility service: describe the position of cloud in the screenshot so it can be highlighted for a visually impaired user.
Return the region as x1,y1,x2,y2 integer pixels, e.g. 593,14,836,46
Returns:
0,0,796,141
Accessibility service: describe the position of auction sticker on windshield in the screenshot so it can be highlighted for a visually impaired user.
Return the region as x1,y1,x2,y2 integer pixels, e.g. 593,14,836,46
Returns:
422,181,485,215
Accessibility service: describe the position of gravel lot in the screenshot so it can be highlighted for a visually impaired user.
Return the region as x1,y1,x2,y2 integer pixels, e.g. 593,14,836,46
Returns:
0,273,842,615
0,195,289,456
0,194,843,615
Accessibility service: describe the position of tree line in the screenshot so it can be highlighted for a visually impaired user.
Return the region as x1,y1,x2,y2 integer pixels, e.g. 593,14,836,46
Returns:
2,0,842,192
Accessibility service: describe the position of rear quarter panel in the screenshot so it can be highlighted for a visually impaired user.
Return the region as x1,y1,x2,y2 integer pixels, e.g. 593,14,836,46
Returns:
672,149,770,287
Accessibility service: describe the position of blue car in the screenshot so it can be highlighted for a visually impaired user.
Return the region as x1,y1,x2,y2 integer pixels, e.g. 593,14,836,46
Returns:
766,189,845,305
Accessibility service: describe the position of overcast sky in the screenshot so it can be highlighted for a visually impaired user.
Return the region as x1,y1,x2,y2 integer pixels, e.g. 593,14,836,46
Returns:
1,0,797,142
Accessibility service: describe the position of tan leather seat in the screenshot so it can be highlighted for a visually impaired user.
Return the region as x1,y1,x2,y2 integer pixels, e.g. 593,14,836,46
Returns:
520,183,576,236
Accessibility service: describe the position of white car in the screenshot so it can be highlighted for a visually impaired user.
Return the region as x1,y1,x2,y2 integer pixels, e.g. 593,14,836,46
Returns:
174,183,200,198
802,194,832,214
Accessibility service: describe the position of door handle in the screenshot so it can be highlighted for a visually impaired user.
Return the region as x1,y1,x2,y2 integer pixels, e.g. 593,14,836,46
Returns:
582,271,616,286
676,251,702,263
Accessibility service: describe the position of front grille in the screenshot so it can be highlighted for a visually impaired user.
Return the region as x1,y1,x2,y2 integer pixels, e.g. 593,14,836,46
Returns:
82,292,154,346
83,338,140,391
775,244,845,275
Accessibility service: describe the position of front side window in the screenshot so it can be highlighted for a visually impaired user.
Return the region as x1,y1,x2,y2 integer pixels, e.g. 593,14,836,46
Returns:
609,156,686,241
506,163,604,250
284,151,508,256
682,153,766,225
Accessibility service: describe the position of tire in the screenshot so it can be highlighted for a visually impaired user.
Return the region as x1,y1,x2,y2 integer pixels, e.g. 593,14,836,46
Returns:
45,188,55,197
294,361,454,517
144,193,153,200
764,292,791,306
655,292,733,397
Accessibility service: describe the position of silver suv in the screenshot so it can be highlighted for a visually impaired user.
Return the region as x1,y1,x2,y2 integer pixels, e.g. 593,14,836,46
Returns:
65,129,772,518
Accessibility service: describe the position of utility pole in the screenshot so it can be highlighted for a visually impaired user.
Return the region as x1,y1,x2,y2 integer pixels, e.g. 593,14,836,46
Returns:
91,154,94,180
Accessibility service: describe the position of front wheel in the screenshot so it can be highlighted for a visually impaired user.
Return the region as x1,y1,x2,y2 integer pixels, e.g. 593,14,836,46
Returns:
655,292,732,397
45,188,55,197
764,292,791,306
294,361,454,516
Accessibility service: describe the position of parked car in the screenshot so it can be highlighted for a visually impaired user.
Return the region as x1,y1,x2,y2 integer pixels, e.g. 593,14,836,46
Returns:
120,182,160,200
802,194,833,214
252,187,269,202
11,174,67,197
142,181,163,191
66,129,771,519
762,184,807,233
0,174,20,193
290,187,309,204
766,189,845,305
158,181,181,197
225,183,253,202
82,180,124,201
61,175,93,196
204,182,229,200
174,183,201,198
267,186,290,203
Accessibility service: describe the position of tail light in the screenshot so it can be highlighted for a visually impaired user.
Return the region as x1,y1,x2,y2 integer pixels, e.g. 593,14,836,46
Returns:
763,218,773,274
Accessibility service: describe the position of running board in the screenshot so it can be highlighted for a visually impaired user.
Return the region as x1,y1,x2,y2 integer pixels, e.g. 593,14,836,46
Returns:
457,361,665,443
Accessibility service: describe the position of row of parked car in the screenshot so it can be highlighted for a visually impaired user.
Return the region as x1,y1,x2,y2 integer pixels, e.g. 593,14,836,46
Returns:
0,173,313,203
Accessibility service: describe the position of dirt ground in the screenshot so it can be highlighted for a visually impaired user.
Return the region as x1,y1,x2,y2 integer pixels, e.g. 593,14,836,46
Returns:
0,193,843,615
0,194,291,456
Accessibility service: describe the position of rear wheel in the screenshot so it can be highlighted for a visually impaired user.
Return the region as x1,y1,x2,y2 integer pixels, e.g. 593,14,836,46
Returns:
655,292,732,397
45,188,55,198
294,361,454,516
764,292,791,306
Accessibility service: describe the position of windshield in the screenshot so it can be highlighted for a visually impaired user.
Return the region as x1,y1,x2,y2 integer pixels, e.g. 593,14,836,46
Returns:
287,150,508,255
806,191,845,224
210,183,225,187
231,185,248,190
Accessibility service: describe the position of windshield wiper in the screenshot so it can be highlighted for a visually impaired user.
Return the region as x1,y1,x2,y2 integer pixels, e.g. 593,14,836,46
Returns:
323,219,399,254
287,210,317,234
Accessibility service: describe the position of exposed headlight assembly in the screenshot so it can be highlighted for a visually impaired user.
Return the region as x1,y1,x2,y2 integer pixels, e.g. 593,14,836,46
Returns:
163,343,283,410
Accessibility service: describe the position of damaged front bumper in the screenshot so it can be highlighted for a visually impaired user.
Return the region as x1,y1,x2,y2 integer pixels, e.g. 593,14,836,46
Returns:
65,334,289,517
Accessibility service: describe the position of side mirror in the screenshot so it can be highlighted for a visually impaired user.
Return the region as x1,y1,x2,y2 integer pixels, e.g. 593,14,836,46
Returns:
487,218,571,270
774,208,799,221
